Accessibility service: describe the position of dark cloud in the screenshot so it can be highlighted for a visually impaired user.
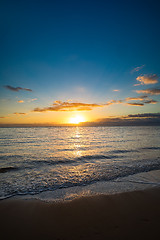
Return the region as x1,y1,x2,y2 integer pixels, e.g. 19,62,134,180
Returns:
82,113,160,126
4,85,32,92
126,103,144,106
136,88,160,95
143,100,158,104
127,113,160,118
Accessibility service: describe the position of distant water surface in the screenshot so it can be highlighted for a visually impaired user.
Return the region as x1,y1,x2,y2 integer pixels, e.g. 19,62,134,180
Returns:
0,126,160,200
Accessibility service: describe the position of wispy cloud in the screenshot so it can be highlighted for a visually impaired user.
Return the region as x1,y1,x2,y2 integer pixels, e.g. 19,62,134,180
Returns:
33,101,104,112
4,85,32,92
136,74,158,85
13,112,27,115
143,99,158,104
17,100,24,103
126,102,144,106
28,98,37,102
136,88,160,95
113,89,120,92
131,65,145,73
106,100,123,105
125,95,148,101
127,113,160,118
125,95,158,106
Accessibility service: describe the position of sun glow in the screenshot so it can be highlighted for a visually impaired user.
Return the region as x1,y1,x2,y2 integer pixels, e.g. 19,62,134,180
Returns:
69,115,86,124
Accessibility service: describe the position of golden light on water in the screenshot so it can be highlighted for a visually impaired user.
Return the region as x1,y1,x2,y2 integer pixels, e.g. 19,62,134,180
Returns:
69,115,86,124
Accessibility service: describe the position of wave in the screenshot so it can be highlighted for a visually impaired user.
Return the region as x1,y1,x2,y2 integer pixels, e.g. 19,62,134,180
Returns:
141,147,160,150
0,167,18,173
110,149,138,154
26,154,121,168
76,154,119,161
0,160,160,200
30,159,76,166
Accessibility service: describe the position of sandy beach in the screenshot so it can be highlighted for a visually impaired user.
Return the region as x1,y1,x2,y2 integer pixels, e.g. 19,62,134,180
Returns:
0,187,160,240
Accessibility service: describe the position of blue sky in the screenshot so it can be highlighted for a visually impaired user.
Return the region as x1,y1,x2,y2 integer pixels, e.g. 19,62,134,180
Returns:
0,0,160,124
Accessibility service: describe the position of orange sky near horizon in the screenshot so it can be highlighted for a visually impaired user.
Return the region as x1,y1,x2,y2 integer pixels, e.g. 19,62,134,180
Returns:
0,1,160,125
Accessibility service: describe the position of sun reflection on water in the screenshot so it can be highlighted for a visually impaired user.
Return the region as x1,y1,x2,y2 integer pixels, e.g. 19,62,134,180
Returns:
72,127,83,158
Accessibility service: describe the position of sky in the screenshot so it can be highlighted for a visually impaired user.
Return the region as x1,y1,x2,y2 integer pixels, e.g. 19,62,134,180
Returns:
0,0,160,125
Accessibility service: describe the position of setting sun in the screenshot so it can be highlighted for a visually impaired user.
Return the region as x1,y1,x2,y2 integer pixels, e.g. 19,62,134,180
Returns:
69,115,86,124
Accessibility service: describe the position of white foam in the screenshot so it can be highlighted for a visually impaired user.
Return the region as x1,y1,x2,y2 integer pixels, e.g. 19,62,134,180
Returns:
11,169,160,202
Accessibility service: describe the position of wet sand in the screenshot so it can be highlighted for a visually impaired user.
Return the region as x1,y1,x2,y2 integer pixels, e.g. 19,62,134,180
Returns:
0,187,160,240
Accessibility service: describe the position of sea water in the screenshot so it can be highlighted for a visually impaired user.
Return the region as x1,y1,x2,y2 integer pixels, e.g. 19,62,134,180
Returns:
0,126,160,201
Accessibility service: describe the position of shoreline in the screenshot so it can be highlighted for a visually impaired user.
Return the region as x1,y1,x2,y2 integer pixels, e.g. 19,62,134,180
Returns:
1,186,160,240
2,169,159,202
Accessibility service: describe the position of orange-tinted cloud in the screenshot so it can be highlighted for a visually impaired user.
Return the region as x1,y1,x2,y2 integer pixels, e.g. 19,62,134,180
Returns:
125,95,148,101
106,100,123,105
17,100,24,103
13,112,27,115
136,88,160,95
125,95,158,106
136,74,158,85
33,95,158,113
4,85,32,92
33,101,104,112
113,89,120,92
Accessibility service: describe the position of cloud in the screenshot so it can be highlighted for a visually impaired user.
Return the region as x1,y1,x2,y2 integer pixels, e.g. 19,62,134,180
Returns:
113,89,120,92
33,94,158,113
28,98,37,102
13,112,27,115
136,74,158,85
106,100,123,105
4,85,32,92
131,65,145,73
33,101,104,112
0,116,7,118
81,112,160,126
136,88,160,95
126,103,144,106
125,95,158,106
17,100,24,103
143,100,158,104
133,83,142,86
125,95,148,101
127,113,160,118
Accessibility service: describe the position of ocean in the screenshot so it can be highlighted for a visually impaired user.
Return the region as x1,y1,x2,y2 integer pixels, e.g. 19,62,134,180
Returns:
0,126,160,201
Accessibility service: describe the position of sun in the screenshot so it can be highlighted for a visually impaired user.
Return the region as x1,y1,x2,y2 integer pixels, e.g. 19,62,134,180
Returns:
69,115,85,124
